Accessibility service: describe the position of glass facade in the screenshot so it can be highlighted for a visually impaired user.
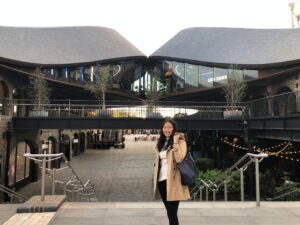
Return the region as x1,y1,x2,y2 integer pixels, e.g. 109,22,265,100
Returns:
41,59,258,96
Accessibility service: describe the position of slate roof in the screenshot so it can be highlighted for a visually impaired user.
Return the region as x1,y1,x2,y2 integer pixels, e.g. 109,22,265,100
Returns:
0,26,146,66
150,27,300,68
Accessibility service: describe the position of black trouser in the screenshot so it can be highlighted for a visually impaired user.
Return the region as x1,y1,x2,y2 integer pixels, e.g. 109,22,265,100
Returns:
158,180,179,225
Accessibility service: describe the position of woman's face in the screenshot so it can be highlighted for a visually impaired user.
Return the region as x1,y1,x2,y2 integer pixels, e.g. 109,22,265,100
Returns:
162,122,174,139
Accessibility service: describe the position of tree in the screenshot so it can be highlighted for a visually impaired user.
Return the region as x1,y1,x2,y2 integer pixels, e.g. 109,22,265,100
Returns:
142,69,165,117
28,67,51,111
223,65,247,110
84,64,110,109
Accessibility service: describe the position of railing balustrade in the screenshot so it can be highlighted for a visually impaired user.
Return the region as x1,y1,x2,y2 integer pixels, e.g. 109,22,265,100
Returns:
2,90,300,119
24,153,98,202
4,98,245,120
191,153,268,207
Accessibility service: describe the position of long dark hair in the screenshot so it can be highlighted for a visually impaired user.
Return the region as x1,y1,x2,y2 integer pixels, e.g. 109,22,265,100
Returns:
157,118,178,151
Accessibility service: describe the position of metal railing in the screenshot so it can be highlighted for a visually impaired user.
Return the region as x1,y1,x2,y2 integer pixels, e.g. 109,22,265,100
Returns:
0,184,28,203
24,153,98,202
266,182,300,201
3,90,300,119
244,91,300,118
191,153,268,207
5,98,245,120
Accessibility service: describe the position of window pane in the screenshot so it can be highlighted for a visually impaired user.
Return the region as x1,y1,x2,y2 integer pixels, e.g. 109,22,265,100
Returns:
112,64,122,89
228,68,244,83
171,62,184,91
164,61,173,92
186,64,198,88
8,148,16,185
244,70,258,80
199,66,213,87
25,143,30,178
16,142,26,182
69,67,81,81
213,68,228,86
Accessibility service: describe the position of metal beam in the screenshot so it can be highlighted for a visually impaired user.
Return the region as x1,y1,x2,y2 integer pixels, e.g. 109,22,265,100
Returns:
12,117,245,131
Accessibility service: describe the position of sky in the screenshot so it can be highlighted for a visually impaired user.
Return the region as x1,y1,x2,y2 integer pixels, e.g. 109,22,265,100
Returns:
0,0,297,56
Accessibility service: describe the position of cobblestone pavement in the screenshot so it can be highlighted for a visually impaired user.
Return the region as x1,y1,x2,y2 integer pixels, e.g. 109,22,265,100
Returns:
18,134,157,202
70,134,156,202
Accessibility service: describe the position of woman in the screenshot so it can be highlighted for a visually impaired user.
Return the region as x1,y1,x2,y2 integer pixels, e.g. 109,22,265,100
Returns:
153,118,190,225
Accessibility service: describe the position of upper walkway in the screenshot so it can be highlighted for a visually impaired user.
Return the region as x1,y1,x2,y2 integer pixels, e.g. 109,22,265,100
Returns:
8,92,300,141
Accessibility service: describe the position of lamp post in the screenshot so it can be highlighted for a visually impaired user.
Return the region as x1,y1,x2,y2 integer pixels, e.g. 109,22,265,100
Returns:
289,1,300,28
289,1,296,28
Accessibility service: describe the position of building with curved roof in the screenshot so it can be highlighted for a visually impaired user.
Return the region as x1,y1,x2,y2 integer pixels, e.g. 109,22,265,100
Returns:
150,27,300,69
0,26,299,102
148,27,300,102
0,26,299,200
0,26,146,66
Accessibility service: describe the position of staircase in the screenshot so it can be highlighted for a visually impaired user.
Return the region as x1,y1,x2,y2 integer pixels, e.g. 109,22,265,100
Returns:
24,153,98,202
49,160,98,202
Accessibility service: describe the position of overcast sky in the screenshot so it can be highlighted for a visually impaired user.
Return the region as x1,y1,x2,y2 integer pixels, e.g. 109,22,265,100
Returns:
0,0,297,55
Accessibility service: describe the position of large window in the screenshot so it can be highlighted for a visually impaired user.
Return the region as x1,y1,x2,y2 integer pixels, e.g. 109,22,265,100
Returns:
9,141,31,186
112,64,122,89
69,67,82,81
173,62,185,90
41,60,256,95
185,63,199,88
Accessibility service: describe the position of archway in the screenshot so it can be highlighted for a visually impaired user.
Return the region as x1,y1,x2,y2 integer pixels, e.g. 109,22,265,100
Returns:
60,134,71,160
8,140,38,190
0,81,9,115
48,136,59,168
72,133,79,156
80,132,86,153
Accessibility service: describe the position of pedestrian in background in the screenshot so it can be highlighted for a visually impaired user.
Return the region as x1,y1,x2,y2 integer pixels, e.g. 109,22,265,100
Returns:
152,118,190,225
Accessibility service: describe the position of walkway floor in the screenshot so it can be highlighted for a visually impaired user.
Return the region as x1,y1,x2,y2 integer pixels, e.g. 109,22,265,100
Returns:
1,201,300,225
18,134,156,201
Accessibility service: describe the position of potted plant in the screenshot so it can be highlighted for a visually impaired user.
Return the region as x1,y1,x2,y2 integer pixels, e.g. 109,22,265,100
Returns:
223,65,247,119
84,64,111,117
28,67,51,117
144,89,164,118
142,69,164,118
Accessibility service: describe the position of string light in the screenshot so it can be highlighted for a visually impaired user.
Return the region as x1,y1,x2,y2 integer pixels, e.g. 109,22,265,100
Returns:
220,138,299,163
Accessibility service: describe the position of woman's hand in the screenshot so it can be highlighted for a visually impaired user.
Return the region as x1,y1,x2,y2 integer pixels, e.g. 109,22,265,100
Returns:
173,133,180,144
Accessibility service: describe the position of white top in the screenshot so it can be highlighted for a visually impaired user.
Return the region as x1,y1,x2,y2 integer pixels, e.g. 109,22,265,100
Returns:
158,150,167,182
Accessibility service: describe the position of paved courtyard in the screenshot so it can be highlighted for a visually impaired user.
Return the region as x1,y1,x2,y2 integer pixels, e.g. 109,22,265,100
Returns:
69,134,155,201
1,134,300,224
18,134,156,202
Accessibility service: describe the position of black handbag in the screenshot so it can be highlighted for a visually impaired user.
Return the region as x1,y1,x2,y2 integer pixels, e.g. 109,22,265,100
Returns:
175,151,199,186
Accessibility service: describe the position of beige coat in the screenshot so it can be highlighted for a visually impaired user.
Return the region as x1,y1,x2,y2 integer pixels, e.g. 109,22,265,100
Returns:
152,133,191,201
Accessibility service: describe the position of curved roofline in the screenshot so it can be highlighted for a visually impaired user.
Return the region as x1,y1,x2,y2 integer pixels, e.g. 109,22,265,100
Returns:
0,26,146,65
149,56,300,70
150,27,300,69
0,55,147,67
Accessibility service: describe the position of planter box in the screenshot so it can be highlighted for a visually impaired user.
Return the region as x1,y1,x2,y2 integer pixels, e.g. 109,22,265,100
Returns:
30,110,49,117
146,111,162,118
96,109,112,118
223,110,243,119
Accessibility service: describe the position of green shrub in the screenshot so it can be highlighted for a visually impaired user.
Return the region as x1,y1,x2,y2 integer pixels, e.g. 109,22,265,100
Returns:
273,182,300,201
195,158,214,172
259,169,276,197
196,169,240,194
